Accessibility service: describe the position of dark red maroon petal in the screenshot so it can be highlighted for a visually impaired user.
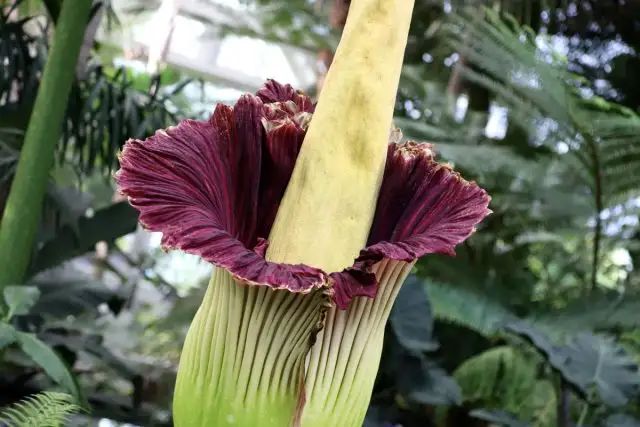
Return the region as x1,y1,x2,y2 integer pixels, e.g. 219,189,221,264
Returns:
367,142,491,258
329,267,377,309
115,83,326,294
257,79,315,113
257,119,306,238
329,141,491,309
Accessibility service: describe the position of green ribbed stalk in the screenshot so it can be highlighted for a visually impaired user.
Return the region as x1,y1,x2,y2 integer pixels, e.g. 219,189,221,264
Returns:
0,0,93,293
301,260,414,427
173,267,327,427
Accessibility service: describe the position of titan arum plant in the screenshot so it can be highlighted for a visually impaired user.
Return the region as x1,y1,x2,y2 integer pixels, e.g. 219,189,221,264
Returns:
115,1,491,426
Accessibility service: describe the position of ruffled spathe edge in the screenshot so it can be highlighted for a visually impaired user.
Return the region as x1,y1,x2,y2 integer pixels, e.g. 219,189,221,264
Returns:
115,79,491,310
115,81,328,296
329,141,491,308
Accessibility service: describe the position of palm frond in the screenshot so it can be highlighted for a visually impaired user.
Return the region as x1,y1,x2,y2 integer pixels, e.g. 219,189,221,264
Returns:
60,64,193,175
0,392,82,427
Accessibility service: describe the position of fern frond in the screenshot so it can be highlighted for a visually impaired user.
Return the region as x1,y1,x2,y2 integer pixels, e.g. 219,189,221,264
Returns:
425,281,518,336
444,6,640,290
0,392,83,427
447,7,640,207
425,280,640,341
531,292,640,337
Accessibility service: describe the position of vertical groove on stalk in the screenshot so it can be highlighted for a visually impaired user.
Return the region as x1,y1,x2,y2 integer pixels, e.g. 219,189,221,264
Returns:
173,267,326,427
301,260,414,427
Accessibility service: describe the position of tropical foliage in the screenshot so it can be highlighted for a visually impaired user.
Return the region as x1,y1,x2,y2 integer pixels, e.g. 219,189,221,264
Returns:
0,392,82,427
2,0,640,426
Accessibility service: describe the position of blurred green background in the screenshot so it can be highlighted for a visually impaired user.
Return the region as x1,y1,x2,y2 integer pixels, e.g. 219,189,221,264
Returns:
2,1,640,426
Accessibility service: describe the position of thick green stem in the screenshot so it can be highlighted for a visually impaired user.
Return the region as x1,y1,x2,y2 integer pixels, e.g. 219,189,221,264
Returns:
0,0,93,290
173,267,327,427
301,260,414,427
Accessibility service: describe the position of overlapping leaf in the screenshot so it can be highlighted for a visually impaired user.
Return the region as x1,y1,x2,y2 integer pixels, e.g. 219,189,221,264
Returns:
504,321,640,407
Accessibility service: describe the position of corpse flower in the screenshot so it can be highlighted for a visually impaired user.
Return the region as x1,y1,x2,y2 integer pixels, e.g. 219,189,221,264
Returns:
115,2,490,426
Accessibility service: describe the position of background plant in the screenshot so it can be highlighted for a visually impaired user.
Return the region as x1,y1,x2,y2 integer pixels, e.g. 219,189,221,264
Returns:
2,0,640,426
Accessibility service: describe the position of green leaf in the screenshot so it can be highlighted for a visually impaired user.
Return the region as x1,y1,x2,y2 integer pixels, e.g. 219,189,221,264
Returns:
29,201,139,276
407,358,461,406
503,321,569,369
455,346,535,405
531,291,640,335
604,414,640,427
3,285,41,317
390,274,439,353
454,346,556,427
426,281,517,337
504,321,640,406
470,409,530,427
31,279,126,318
0,391,83,427
384,332,461,406
15,332,88,408
0,323,17,350
561,333,640,407
42,329,138,379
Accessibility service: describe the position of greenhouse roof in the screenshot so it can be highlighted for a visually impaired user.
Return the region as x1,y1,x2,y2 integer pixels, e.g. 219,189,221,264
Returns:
99,0,318,94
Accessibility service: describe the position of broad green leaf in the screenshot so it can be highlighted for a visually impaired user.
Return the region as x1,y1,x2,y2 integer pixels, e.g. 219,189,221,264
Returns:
504,321,640,406
530,290,640,336
470,409,531,427
384,332,461,406
454,346,556,427
390,274,439,353
454,346,536,407
427,281,517,337
502,321,568,369
604,414,640,427
29,201,138,275
15,332,88,408
42,329,138,379
0,323,17,350
561,333,640,407
3,285,41,317
407,358,461,406
31,279,126,318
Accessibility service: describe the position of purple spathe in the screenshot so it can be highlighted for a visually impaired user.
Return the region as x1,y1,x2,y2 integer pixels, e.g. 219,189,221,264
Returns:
115,79,491,309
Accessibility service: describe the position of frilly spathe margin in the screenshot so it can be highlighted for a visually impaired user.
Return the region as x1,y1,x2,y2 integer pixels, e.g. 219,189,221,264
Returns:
115,79,491,310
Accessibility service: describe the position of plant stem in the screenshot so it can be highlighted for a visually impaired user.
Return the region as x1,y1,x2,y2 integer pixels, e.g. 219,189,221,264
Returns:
556,378,571,427
576,387,597,427
0,0,93,295
576,401,590,427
